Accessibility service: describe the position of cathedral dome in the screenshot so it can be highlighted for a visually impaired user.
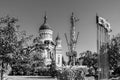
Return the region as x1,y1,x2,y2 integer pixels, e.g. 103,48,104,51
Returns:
39,23,52,30
39,14,52,31
39,14,53,42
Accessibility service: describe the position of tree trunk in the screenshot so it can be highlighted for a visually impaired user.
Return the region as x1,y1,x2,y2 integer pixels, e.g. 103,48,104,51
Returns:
1,61,3,80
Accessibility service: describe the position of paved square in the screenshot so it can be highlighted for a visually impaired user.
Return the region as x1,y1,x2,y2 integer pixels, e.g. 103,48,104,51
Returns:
6,76,57,80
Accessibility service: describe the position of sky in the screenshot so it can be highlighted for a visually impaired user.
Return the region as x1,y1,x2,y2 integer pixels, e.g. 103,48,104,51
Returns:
0,0,120,61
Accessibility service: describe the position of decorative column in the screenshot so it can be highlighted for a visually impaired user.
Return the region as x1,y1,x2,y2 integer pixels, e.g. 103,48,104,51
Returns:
65,13,79,66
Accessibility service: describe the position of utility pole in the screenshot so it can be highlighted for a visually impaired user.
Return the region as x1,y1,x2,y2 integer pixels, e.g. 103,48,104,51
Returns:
65,13,79,66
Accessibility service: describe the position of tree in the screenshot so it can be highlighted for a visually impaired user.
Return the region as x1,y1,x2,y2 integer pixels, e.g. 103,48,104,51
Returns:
80,50,93,67
10,30,33,75
0,15,33,78
29,40,47,75
96,33,120,76
79,50,98,76
107,34,120,76
0,15,19,80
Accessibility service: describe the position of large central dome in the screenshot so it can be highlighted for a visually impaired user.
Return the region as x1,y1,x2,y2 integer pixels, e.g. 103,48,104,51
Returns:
39,14,52,30
39,14,53,42
39,23,52,30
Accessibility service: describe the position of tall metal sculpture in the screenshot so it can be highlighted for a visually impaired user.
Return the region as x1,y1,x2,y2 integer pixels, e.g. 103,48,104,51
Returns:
96,14,112,80
65,13,79,66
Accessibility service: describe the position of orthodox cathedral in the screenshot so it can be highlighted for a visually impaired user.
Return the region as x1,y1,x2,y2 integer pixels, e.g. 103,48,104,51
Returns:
33,14,62,68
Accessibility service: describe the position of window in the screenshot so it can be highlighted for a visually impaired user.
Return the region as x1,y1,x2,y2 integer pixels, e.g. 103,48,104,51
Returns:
44,40,49,44
58,55,60,64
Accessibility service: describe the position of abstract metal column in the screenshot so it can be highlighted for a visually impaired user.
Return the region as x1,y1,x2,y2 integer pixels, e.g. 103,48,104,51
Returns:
65,13,79,66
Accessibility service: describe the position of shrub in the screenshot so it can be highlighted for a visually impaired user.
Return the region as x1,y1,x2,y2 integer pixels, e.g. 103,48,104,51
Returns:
57,66,88,80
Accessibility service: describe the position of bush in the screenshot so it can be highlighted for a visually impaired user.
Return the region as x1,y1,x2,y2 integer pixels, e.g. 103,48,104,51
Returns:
57,66,88,80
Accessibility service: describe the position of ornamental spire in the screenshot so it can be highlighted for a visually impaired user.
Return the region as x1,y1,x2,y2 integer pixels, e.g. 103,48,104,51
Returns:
44,12,47,24
56,33,61,40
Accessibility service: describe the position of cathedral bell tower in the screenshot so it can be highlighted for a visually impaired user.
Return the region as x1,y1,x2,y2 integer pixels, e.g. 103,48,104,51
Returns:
38,13,54,65
55,34,62,68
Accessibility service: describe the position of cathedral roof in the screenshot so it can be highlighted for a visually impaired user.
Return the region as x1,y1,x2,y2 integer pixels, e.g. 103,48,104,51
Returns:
39,14,52,30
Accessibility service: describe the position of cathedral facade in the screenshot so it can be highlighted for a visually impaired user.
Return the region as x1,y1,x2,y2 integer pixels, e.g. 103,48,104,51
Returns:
33,14,62,68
